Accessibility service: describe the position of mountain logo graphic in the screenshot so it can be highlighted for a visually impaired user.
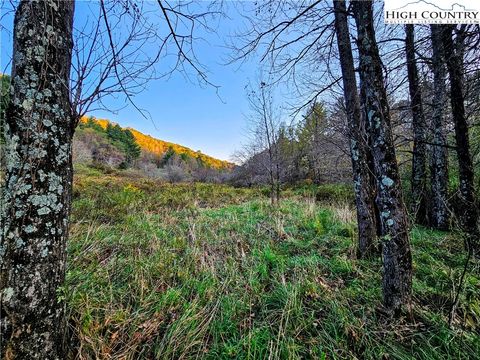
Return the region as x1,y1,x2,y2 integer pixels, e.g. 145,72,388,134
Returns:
384,0,480,24
392,1,475,12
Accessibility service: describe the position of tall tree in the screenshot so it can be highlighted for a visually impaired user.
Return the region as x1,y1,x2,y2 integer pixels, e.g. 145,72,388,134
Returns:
0,0,219,357
405,24,428,225
333,0,377,257
245,80,282,205
352,0,412,314
1,0,75,358
297,103,328,184
429,25,450,230
122,129,141,167
442,25,479,251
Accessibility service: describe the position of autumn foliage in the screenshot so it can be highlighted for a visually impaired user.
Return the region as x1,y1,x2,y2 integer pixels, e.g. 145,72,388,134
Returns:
79,116,233,170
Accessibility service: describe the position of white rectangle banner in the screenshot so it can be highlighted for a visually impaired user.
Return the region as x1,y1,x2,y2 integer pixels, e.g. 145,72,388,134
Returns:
384,0,480,24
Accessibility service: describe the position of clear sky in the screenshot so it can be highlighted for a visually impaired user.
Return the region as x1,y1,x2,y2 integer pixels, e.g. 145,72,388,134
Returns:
1,1,266,161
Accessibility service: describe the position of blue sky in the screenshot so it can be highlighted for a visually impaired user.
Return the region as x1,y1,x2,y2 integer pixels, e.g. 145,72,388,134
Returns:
1,1,267,161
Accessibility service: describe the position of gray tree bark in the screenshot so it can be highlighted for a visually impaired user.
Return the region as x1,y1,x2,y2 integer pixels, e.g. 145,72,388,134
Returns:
429,25,450,230
442,25,479,251
405,24,428,225
333,0,377,258
352,0,412,314
1,0,75,358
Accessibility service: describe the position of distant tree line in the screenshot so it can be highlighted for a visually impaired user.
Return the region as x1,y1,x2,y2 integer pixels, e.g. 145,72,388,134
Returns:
231,101,351,195
74,118,230,183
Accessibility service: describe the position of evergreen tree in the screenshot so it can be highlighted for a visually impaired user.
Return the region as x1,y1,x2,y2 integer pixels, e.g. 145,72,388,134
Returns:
123,129,141,166
83,116,104,133
162,146,176,166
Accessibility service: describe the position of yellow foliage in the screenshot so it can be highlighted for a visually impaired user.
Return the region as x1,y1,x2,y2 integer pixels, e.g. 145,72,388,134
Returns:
79,116,233,169
124,184,141,193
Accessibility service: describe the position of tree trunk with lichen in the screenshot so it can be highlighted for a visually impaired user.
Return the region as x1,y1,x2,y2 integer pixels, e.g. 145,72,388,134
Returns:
405,24,428,225
442,25,479,251
333,0,377,258
352,0,412,315
0,0,75,358
429,25,449,231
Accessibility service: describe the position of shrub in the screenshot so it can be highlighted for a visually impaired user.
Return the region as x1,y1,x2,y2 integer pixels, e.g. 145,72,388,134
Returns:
315,184,354,204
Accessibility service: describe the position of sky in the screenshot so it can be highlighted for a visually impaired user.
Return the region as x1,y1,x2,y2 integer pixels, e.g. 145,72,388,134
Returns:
0,1,267,162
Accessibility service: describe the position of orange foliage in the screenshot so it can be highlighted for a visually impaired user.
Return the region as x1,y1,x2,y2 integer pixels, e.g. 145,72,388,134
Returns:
79,116,233,169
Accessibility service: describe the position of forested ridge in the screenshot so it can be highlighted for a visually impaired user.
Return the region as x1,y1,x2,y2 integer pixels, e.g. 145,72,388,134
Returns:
77,116,233,170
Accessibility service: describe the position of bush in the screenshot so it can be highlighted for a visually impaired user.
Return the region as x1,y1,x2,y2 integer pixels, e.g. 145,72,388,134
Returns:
315,184,354,204
165,165,189,183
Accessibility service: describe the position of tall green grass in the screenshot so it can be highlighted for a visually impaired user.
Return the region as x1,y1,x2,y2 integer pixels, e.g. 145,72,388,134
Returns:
65,170,480,359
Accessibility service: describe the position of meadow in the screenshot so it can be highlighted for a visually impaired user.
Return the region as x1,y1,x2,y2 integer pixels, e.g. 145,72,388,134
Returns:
65,165,480,359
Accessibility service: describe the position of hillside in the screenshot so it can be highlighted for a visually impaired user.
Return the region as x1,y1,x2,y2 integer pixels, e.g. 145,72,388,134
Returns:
79,116,233,170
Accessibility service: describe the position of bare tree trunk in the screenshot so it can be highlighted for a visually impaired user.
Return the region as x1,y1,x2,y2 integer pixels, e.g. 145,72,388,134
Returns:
275,155,281,204
333,0,377,258
405,24,428,225
261,85,279,206
1,1,75,358
352,0,412,314
429,25,450,230
361,85,383,239
273,140,281,204
442,25,479,251
267,143,276,206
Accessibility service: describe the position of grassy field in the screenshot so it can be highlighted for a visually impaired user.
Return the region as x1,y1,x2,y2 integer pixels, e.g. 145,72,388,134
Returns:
66,166,480,359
